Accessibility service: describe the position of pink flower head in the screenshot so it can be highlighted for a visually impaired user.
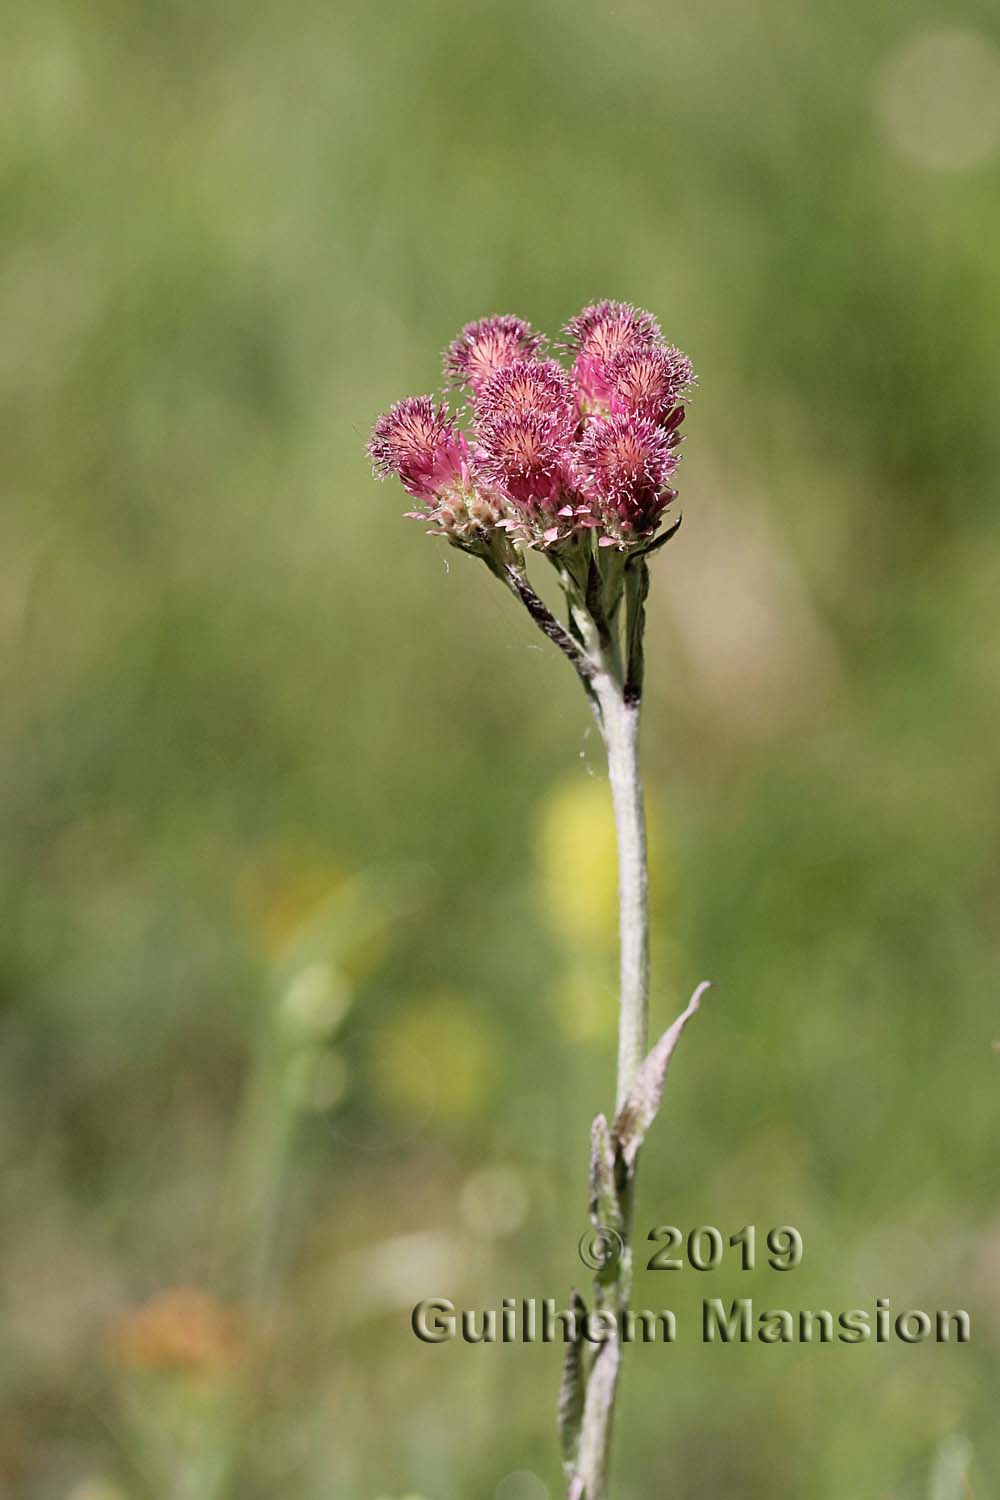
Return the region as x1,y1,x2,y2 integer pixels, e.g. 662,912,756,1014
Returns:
606,345,694,424
445,315,546,394
563,300,664,403
475,359,577,430
475,409,570,510
368,395,468,502
578,413,679,541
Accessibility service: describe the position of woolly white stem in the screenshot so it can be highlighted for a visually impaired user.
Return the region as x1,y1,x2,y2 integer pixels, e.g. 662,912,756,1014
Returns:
595,673,650,1113
563,670,650,1500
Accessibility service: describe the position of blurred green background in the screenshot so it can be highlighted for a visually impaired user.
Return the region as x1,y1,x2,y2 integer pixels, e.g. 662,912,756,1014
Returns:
2,0,999,1496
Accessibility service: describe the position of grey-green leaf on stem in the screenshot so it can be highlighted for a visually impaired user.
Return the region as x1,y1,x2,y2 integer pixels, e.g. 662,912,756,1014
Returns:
558,1290,588,1476
612,981,711,1170
568,1330,621,1500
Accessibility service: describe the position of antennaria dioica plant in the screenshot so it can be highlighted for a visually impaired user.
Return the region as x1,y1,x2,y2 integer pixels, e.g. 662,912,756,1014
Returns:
369,302,709,1499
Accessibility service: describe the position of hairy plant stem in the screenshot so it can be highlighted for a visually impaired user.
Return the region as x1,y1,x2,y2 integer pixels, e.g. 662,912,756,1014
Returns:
483,535,687,1500
595,673,650,1112
567,666,648,1500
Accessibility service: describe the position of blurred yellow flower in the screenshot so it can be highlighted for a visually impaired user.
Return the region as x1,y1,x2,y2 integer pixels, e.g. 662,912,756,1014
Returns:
537,775,668,950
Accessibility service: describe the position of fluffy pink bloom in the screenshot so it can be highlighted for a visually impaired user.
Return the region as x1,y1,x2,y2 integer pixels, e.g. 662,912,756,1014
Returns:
564,300,663,359
371,305,694,553
368,396,468,501
475,409,570,510
577,413,679,541
563,301,664,402
445,315,545,393
606,345,694,423
475,359,577,429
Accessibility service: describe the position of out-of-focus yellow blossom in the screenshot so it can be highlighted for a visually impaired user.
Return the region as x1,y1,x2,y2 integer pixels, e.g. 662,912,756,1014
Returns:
536,774,669,950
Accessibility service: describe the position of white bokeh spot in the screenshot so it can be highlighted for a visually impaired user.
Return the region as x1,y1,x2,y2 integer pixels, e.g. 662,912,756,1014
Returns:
878,28,1000,170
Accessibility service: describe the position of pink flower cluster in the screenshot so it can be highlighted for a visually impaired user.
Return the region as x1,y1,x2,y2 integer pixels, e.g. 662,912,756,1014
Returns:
368,303,694,550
